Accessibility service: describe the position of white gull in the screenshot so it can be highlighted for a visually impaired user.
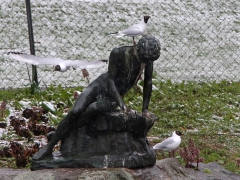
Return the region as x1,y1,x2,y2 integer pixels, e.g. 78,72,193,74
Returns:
110,16,150,44
7,52,108,72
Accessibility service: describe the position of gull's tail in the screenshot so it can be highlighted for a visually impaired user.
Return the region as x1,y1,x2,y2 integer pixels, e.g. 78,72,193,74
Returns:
7,51,24,55
109,32,125,38
109,32,118,35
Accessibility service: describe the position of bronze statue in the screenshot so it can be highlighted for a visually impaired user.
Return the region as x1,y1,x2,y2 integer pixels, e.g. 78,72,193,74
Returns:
32,35,161,161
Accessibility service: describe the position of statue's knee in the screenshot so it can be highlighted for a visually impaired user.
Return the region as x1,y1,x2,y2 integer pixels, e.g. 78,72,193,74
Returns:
69,108,82,118
71,108,77,114
86,103,97,113
97,98,112,111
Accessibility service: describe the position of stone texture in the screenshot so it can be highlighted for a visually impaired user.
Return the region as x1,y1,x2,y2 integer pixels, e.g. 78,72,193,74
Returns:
2,159,240,180
31,111,156,170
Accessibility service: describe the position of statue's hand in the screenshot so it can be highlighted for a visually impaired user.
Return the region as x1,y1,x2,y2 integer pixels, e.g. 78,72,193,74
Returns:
120,104,127,113
125,107,136,115
142,109,152,119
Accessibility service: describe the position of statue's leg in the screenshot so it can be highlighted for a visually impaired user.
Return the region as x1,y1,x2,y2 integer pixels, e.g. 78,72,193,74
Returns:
86,98,116,114
79,98,117,126
33,86,98,160
32,110,79,160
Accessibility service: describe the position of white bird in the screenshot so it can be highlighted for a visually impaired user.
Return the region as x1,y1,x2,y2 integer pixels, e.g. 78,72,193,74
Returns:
110,16,150,44
153,131,183,157
7,52,108,72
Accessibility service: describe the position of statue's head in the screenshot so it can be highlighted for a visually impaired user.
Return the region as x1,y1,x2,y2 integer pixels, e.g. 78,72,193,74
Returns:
137,35,161,63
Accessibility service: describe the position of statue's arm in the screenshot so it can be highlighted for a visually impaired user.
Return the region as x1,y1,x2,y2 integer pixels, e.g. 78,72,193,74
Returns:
107,48,126,111
142,61,153,114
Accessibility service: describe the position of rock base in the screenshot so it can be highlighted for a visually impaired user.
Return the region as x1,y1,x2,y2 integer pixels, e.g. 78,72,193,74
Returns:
31,111,156,170
7,159,240,180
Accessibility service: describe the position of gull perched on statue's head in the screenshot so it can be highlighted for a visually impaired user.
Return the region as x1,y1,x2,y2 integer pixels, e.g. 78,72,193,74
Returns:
110,16,150,44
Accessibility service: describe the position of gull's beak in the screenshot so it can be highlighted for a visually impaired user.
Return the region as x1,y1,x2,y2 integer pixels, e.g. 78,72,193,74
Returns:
101,60,108,64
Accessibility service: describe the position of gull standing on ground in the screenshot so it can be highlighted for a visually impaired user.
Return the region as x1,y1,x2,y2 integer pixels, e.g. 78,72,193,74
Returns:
7,52,108,72
153,131,183,158
110,16,150,44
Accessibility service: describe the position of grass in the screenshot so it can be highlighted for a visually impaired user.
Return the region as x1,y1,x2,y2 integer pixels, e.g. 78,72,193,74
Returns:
1,80,240,173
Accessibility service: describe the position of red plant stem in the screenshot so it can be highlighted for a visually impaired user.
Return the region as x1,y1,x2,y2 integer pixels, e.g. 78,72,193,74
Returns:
197,154,199,168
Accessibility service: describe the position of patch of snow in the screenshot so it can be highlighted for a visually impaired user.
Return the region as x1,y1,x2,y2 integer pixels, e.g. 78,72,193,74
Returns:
0,139,9,146
186,128,199,133
19,100,31,107
47,112,58,119
212,115,224,120
152,84,158,91
41,101,56,113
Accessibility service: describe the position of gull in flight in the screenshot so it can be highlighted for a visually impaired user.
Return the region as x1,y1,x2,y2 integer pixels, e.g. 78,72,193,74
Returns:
110,16,150,44
7,52,108,72
153,131,183,158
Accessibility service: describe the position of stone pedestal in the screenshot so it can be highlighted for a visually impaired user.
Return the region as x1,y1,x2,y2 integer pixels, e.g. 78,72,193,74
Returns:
31,111,156,170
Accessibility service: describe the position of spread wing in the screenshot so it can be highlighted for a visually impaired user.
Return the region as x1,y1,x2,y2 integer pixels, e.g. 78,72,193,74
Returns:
63,59,108,69
7,52,108,69
7,52,64,65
